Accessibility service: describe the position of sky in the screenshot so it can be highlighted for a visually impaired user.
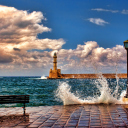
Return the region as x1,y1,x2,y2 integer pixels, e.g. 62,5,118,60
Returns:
0,0,128,76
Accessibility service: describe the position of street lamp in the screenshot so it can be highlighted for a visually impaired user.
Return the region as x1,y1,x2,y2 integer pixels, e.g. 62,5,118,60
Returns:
124,40,128,98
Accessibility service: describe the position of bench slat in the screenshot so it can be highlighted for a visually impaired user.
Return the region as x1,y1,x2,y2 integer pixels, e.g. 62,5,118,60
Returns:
0,95,29,104
0,98,29,100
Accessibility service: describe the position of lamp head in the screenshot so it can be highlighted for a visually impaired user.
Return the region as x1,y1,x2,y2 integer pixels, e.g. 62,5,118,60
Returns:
124,40,128,49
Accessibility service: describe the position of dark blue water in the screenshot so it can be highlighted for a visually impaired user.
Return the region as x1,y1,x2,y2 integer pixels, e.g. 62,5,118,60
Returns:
0,77,126,107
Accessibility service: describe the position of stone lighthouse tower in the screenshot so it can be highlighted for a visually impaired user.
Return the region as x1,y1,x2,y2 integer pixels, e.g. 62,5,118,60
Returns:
48,52,61,78
53,52,57,71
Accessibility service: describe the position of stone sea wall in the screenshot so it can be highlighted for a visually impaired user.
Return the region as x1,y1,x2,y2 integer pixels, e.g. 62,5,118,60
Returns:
48,73,127,79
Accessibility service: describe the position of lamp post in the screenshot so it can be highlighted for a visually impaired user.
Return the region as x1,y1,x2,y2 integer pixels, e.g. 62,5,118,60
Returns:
124,40,128,98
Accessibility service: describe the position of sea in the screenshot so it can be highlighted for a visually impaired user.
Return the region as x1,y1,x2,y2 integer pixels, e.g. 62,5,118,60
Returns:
0,75,127,107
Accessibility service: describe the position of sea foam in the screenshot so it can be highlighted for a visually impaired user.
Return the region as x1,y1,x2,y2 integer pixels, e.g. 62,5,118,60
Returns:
56,74,127,105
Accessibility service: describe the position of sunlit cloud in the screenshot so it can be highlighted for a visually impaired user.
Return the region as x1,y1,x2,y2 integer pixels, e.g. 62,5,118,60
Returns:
0,5,126,74
0,5,51,44
57,41,126,73
87,18,109,26
0,5,65,70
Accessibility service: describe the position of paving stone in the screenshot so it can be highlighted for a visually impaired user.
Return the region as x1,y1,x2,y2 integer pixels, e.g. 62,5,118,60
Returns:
54,121,66,125
52,124,64,127
28,124,41,127
77,127,89,128
78,123,89,127
39,126,51,128
0,104,128,127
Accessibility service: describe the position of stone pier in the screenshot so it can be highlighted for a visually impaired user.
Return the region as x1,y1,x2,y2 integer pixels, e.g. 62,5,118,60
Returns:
0,104,128,127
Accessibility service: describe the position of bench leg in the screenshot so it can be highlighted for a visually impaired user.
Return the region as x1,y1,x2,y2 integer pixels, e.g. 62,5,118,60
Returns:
23,103,26,115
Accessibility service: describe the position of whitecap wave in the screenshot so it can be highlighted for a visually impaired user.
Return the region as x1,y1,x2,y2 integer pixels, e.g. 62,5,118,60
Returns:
56,74,127,105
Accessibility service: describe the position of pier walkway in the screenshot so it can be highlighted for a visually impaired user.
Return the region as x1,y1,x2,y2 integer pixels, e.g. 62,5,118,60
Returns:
0,104,128,127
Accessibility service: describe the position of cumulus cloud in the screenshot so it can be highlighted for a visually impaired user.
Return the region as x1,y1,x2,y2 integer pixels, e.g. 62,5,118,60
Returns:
5,38,65,52
91,8,119,13
0,5,65,71
0,5,126,74
56,41,126,73
88,18,109,26
0,48,13,63
0,5,51,44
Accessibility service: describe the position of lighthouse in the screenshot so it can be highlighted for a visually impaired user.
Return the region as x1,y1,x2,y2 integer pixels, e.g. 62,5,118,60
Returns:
53,52,57,71
48,52,61,78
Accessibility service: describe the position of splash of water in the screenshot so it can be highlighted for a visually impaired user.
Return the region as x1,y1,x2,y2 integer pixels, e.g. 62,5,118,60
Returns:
56,74,127,105
94,74,119,104
40,76,47,79
56,82,86,105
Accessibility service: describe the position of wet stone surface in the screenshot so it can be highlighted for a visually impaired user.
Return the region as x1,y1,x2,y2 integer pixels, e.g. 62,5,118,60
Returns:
0,105,128,127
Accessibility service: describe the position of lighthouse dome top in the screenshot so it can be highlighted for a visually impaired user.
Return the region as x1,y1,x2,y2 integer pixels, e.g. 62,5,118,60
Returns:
54,52,57,56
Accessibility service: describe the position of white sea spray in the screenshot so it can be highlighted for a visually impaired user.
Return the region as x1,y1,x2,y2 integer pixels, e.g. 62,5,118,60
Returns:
40,76,47,79
56,74,127,105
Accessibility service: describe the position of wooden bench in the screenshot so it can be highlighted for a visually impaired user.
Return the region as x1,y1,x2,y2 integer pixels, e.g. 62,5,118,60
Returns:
0,95,29,115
